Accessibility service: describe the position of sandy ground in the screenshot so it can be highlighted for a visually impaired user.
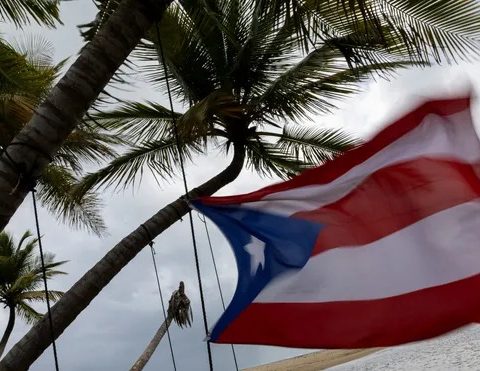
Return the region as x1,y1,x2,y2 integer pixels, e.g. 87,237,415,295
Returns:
243,348,381,371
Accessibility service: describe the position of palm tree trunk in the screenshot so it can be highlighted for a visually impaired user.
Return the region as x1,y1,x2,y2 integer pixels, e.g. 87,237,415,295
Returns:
0,145,245,371
130,315,173,371
0,0,173,232
0,306,15,359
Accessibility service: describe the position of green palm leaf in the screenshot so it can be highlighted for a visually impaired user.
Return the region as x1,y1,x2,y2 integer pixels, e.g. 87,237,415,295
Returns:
75,137,203,195
19,290,63,302
16,231,33,252
0,233,15,256
136,5,219,102
373,0,480,62
30,253,67,277
255,43,417,122
304,0,480,62
0,40,56,100
16,301,41,324
36,165,107,236
9,35,55,69
86,101,179,144
260,126,359,166
54,127,121,174
0,0,61,27
244,139,306,179
176,0,235,84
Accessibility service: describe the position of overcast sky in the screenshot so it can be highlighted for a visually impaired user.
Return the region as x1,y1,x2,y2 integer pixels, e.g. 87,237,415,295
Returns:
2,1,480,371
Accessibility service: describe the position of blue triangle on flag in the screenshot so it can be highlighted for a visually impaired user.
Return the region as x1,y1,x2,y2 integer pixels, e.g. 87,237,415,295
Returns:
194,202,325,341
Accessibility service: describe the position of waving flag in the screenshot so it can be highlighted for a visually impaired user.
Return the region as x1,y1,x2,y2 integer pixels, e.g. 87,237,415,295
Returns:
193,96,480,349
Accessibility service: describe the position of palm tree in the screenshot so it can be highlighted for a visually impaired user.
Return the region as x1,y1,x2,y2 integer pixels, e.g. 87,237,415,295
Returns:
0,2,419,368
0,0,61,27
0,230,66,357
0,0,174,233
4,0,480,369
0,36,120,235
130,281,192,371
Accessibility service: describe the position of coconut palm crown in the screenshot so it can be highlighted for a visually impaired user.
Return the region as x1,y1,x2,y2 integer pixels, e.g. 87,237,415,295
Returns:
0,230,66,357
75,0,434,194
130,281,192,371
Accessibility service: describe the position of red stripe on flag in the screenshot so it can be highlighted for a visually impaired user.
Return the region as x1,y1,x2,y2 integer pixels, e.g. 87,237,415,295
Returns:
215,273,480,348
289,158,480,256
202,97,471,206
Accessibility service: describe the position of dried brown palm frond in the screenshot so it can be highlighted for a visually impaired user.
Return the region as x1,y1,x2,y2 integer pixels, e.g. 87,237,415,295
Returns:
168,281,193,328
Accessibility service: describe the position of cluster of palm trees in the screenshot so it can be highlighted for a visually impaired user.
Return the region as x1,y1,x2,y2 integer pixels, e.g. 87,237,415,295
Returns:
1,0,480,370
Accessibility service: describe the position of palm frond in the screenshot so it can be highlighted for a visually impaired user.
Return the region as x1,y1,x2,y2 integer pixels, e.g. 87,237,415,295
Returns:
74,137,203,196
12,242,37,278
0,40,56,99
19,290,63,303
255,0,321,50
85,101,179,144
16,301,41,325
244,138,306,179
254,41,416,122
176,0,232,82
10,273,38,294
225,0,317,101
16,231,33,252
36,165,107,236
0,0,61,27
135,4,219,103
305,0,480,63
168,282,192,328
260,126,359,166
0,37,61,147
0,231,18,284
0,232,15,258
54,127,121,174
9,34,55,69
376,0,480,62
30,252,67,277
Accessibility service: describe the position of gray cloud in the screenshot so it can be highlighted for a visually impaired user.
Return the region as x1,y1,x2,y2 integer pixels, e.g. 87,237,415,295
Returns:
2,2,480,370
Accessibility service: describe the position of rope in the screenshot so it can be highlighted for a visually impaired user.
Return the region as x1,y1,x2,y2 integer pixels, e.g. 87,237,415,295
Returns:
32,190,60,371
0,143,60,370
154,22,214,371
198,213,239,371
149,243,177,371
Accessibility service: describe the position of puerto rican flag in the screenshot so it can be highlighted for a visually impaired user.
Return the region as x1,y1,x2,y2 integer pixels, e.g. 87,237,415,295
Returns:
193,96,480,348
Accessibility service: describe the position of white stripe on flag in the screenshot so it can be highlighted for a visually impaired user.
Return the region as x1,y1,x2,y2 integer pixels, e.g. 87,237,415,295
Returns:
254,200,480,303
246,109,480,216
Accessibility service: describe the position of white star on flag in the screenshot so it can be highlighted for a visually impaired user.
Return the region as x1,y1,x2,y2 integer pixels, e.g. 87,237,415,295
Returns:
244,235,266,276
